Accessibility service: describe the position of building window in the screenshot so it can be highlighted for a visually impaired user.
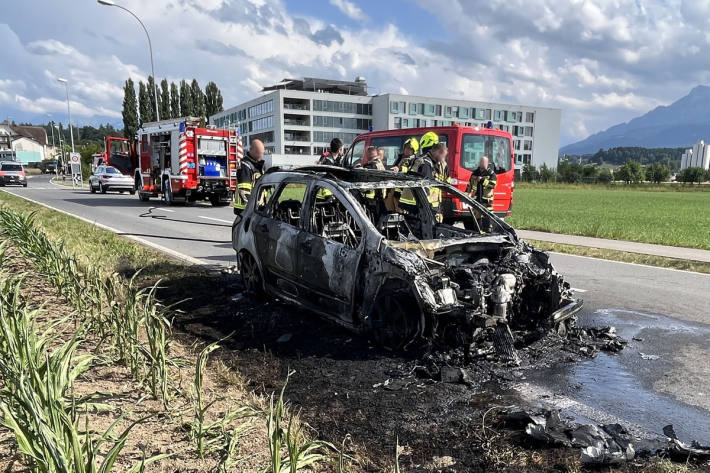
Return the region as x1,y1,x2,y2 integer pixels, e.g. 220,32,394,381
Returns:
313,115,371,130
435,105,442,116
394,117,401,129
474,108,486,120
525,112,535,123
313,131,359,144
409,103,419,115
313,100,371,115
525,126,533,136
401,118,410,128
493,110,502,121
248,100,273,118
390,101,401,114
249,116,273,132
523,154,531,165
444,106,452,118
423,104,437,116
458,107,471,119
523,140,532,151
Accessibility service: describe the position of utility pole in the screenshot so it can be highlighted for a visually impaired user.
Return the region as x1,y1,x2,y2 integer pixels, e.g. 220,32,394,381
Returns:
57,78,75,153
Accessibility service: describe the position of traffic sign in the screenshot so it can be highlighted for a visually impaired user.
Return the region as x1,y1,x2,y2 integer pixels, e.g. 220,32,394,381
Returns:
70,152,81,165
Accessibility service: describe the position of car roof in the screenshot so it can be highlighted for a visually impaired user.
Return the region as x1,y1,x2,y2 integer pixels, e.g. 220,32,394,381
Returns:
263,166,442,189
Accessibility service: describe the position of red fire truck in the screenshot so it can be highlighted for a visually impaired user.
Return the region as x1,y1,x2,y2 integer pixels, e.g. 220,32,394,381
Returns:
342,125,515,223
91,136,133,174
133,118,241,206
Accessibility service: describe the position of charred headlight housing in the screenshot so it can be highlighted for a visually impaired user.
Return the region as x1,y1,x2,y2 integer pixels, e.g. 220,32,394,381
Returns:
414,275,458,310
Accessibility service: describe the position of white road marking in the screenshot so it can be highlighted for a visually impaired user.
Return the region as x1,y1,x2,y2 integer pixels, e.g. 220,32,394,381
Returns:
570,287,587,293
199,215,233,224
0,189,210,266
150,206,175,213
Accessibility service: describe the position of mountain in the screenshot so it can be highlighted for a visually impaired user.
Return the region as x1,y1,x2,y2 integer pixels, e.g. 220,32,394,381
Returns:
560,85,710,155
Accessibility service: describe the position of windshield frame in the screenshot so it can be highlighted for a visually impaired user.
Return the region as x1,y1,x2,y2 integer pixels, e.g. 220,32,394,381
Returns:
1,164,23,171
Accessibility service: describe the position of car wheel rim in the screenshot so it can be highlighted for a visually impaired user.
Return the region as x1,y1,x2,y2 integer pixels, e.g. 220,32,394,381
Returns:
372,294,412,350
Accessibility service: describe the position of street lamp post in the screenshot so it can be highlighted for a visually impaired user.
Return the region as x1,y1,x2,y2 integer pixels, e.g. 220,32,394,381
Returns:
56,78,75,153
98,0,159,121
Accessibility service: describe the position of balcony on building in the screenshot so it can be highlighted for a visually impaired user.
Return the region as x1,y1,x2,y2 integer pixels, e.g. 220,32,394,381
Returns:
285,145,312,155
283,114,310,127
283,130,311,142
283,98,310,112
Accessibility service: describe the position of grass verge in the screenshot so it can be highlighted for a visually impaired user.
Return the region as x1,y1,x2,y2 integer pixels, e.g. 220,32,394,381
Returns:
0,190,187,280
507,185,710,250
529,239,710,274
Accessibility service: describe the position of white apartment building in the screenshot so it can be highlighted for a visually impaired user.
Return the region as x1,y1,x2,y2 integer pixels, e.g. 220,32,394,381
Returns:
210,77,562,170
681,140,710,170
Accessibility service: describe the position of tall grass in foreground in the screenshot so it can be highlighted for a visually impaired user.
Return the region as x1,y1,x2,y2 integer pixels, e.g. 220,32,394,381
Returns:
190,340,255,463
265,373,336,473
0,209,175,403
0,274,169,472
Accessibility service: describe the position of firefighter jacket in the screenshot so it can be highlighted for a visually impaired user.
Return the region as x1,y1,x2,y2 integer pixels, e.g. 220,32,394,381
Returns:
392,152,414,172
318,151,339,166
467,165,497,209
235,152,264,210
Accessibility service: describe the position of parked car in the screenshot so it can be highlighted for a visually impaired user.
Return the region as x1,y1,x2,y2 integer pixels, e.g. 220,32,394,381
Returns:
89,165,135,194
0,162,27,187
232,166,582,350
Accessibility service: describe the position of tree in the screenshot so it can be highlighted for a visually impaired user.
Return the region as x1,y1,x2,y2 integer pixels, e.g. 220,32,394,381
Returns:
581,164,599,182
204,81,224,117
598,168,613,183
616,160,644,183
678,167,707,184
646,162,670,184
179,80,193,117
539,163,556,182
138,81,152,124
147,75,158,121
159,79,170,120
170,82,180,119
121,78,138,139
521,164,538,182
190,79,206,118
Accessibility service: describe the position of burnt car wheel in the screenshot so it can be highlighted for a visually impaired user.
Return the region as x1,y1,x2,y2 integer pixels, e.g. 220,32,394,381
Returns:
370,285,421,351
239,252,264,297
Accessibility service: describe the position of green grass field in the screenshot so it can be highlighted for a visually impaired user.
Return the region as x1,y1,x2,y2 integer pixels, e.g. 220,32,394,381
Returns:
506,185,710,250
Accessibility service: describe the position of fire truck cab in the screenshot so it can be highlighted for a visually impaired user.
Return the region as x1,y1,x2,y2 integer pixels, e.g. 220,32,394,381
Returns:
134,118,239,206
92,136,133,174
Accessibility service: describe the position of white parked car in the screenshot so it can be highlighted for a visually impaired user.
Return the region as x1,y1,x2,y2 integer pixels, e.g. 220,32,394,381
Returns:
89,165,135,194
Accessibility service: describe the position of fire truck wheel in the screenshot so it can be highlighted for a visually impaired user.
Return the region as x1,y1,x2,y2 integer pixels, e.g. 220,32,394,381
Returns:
138,192,150,202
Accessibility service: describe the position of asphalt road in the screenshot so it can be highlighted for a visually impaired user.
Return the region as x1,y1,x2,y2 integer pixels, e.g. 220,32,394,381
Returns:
3,174,710,443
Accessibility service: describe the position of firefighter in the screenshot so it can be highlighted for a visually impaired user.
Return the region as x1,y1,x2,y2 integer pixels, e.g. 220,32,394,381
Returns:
391,137,418,172
363,146,385,170
407,131,439,179
466,155,497,231
317,138,344,166
234,139,265,214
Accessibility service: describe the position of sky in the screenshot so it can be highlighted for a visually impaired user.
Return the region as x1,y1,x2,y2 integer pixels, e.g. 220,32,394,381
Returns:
1,0,709,145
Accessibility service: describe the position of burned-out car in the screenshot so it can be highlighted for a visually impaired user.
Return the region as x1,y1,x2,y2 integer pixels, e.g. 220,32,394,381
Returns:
232,166,582,353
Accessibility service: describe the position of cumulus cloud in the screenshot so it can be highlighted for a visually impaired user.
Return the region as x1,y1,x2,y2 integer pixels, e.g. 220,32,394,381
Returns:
2,0,710,145
329,0,368,21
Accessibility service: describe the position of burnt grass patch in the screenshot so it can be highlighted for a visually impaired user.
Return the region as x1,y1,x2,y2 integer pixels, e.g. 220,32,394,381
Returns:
152,265,653,472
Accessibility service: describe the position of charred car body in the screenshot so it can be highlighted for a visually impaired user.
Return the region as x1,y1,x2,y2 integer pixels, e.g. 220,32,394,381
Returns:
232,166,582,353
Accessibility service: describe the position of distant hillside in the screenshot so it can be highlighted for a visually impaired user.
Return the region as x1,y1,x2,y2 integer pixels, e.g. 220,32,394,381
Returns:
561,85,710,155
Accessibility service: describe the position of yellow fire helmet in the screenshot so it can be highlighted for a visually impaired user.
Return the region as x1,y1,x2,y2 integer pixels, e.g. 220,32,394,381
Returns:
404,137,419,154
419,131,439,151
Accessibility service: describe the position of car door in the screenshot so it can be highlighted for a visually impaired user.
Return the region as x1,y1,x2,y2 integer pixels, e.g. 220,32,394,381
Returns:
297,182,364,323
90,166,102,187
253,180,307,298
